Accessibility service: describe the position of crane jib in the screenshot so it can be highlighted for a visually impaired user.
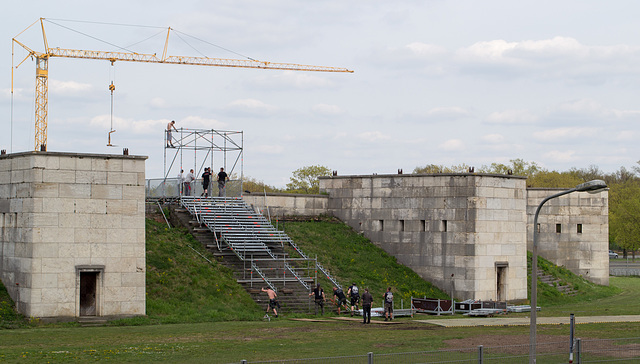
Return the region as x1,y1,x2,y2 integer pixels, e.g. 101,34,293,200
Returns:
48,48,354,73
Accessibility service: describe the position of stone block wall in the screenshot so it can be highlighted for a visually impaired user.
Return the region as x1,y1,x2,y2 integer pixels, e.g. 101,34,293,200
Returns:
0,152,147,319
243,192,328,217
527,188,609,285
319,173,528,301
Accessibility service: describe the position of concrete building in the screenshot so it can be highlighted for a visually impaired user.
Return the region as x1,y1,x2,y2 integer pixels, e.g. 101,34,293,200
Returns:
245,173,609,301
0,152,147,319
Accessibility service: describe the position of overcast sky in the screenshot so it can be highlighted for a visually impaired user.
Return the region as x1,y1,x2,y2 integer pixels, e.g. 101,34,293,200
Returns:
3,1,640,187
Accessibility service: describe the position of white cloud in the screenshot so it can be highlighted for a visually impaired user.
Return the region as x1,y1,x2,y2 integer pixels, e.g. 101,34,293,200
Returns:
486,109,538,124
254,71,335,89
552,99,605,116
405,42,448,57
439,139,464,151
49,79,92,94
427,106,469,119
87,115,224,135
357,131,391,142
312,103,343,116
533,127,598,142
149,97,168,108
615,131,637,141
543,150,577,163
254,144,284,154
456,39,520,64
226,98,277,114
482,134,504,143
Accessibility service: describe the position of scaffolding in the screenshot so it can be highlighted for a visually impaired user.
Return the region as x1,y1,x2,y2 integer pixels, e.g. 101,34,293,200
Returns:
160,127,243,199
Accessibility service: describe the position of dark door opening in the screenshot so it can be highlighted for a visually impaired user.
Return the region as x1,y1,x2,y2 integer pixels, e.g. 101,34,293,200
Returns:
80,271,98,316
496,266,506,302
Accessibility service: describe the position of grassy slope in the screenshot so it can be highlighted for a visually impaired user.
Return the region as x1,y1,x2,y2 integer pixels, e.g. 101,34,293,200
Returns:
281,218,449,304
531,252,620,308
0,217,624,328
139,218,263,324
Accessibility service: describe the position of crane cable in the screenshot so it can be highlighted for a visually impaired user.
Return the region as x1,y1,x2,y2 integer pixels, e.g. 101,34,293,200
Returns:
107,62,116,147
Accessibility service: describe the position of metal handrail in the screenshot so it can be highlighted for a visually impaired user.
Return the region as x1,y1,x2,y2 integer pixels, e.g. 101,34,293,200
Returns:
251,261,277,292
284,262,310,291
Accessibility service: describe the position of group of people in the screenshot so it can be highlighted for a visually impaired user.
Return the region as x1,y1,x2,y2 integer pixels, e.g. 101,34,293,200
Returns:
308,283,394,324
168,121,230,197
177,167,229,197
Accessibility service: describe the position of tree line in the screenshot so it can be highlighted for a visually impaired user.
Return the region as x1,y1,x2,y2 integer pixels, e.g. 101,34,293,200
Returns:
246,160,638,255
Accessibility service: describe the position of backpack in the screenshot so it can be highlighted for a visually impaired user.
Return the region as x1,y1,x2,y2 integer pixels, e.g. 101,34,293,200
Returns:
385,292,393,303
351,286,359,295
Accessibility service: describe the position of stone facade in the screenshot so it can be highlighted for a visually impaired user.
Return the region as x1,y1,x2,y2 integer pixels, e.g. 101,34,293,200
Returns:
319,174,529,301
0,152,147,319
527,188,609,285
243,192,328,217
242,176,609,301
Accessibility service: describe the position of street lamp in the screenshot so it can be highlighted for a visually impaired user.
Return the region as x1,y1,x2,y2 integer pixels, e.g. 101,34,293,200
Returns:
529,179,607,364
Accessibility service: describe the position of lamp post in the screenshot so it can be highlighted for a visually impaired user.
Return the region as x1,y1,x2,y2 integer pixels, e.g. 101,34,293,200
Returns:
529,179,607,364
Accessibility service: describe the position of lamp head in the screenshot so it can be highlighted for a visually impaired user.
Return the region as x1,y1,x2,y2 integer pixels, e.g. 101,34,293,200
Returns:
575,179,607,193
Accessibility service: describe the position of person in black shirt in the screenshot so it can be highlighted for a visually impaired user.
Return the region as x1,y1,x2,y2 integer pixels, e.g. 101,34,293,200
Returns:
309,284,325,315
333,286,347,315
361,288,373,324
347,283,360,316
217,167,229,197
201,167,211,197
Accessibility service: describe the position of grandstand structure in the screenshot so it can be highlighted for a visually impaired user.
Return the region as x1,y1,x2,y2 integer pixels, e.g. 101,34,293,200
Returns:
175,196,343,313
160,128,244,199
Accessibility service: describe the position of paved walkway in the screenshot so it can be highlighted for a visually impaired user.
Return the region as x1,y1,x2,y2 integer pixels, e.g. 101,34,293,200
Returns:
413,315,640,327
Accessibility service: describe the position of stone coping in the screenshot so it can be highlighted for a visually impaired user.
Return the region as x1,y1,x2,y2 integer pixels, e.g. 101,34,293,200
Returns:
319,173,527,180
0,151,147,160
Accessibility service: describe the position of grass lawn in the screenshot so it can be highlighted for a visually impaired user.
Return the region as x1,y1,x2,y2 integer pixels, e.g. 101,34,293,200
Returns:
1,277,640,363
1,217,640,363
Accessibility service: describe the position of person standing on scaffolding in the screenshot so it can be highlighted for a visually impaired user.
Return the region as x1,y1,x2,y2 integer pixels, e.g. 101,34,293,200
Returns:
201,167,211,197
217,167,229,197
184,169,195,196
166,120,178,148
178,169,184,195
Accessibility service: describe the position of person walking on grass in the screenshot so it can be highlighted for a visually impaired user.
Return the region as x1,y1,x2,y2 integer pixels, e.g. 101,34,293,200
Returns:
383,286,393,321
347,283,360,317
362,288,373,324
262,287,279,318
309,283,325,315
333,286,347,315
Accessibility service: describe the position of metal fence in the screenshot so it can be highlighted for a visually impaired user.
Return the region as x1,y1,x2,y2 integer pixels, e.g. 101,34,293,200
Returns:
232,337,640,363
146,177,243,199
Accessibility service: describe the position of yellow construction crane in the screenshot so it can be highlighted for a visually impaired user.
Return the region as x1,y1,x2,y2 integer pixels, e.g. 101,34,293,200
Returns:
12,18,353,151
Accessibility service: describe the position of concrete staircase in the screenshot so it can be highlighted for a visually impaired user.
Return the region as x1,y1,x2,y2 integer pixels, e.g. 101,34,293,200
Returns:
537,269,578,296
168,199,317,313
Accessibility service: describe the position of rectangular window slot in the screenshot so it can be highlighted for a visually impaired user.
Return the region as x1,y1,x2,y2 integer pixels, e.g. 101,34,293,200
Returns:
400,220,405,232
420,220,426,232
442,220,448,232
556,224,562,233
577,224,583,234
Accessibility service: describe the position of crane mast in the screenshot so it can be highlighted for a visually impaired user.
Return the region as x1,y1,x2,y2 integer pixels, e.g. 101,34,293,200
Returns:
12,18,353,151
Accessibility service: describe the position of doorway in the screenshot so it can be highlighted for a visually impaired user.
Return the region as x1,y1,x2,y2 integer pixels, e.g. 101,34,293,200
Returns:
495,262,508,302
79,271,98,316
